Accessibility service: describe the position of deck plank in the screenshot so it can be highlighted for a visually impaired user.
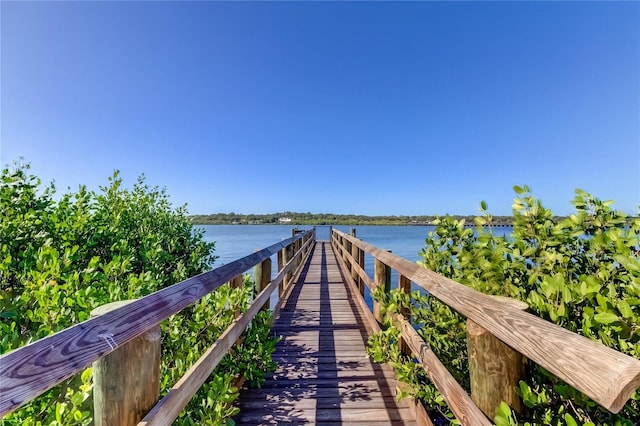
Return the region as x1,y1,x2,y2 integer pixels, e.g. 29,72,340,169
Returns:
235,241,416,425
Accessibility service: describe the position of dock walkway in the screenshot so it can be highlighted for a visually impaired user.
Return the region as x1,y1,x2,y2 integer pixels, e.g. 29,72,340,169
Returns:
235,241,416,425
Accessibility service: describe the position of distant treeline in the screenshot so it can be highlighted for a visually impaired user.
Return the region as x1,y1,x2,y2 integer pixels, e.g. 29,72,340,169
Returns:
189,212,519,226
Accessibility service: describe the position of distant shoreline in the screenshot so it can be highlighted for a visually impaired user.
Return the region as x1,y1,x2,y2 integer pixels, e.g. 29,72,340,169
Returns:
189,212,520,227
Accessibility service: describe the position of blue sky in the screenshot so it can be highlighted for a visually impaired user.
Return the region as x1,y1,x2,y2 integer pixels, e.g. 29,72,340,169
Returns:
2,1,638,216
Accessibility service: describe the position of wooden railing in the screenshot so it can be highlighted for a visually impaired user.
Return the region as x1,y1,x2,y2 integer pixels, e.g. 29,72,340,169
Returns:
331,228,640,425
0,229,316,424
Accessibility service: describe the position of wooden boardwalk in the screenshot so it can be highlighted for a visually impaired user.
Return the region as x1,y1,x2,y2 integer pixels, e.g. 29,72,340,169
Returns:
235,241,417,425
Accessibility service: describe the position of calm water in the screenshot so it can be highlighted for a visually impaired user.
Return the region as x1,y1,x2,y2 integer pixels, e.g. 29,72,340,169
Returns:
199,224,437,308
199,224,435,268
199,224,514,308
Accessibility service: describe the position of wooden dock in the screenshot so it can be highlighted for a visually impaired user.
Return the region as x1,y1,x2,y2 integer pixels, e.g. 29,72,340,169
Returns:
235,241,417,425
5,228,639,426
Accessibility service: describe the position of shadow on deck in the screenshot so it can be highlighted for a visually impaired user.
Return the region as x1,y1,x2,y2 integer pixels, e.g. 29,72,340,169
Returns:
234,242,416,425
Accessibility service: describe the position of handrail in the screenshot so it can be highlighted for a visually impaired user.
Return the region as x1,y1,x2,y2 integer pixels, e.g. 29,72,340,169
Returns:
395,314,491,425
0,229,315,417
139,233,315,425
331,228,640,416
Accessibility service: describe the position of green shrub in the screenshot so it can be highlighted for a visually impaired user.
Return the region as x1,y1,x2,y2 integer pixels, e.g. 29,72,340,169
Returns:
368,186,639,425
1,162,277,425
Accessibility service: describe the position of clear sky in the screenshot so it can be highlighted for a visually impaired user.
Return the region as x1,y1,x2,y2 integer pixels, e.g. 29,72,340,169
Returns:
1,1,638,216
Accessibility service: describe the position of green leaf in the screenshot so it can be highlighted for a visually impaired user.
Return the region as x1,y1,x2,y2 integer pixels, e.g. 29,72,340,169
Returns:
614,255,640,272
55,402,65,424
617,300,633,318
494,401,515,426
564,413,578,426
480,200,488,211
513,185,524,194
594,312,619,324
579,281,587,297
80,368,92,383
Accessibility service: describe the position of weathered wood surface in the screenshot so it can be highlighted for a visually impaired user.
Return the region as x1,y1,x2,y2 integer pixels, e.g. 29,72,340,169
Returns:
467,297,529,417
333,239,375,291
396,316,491,426
235,241,417,425
91,301,161,426
0,230,313,417
373,255,391,325
398,274,412,356
254,256,272,311
332,240,432,426
333,229,640,413
138,249,306,426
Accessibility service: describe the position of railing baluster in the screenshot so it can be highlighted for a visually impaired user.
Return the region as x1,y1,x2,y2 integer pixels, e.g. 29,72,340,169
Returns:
373,253,391,325
398,274,412,356
253,256,272,311
277,249,285,296
350,232,359,284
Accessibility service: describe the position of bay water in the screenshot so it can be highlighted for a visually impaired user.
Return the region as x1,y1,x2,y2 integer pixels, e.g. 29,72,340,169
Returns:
199,224,436,268
199,224,514,309
198,224,437,309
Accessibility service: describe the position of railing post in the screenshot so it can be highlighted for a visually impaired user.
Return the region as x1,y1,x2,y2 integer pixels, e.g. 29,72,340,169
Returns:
373,252,391,325
346,228,357,273
357,244,365,296
91,301,160,426
277,248,285,296
296,238,302,268
230,275,243,318
254,256,272,311
287,242,294,286
282,243,292,290
290,228,298,270
467,296,528,418
344,237,349,266
398,274,411,355
229,275,244,346
350,233,359,284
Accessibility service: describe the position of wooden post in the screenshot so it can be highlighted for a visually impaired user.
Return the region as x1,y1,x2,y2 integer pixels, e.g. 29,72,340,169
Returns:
288,242,294,276
229,275,243,318
229,275,244,346
290,227,298,270
398,274,411,355
295,238,301,267
344,237,350,264
253,256,272,311
277,249,285,297
358,246,365,296
467,296,529,418
350,236,359,283
373,253,391,325
282,244,291,290
91,301,160,426
347,228,357,273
